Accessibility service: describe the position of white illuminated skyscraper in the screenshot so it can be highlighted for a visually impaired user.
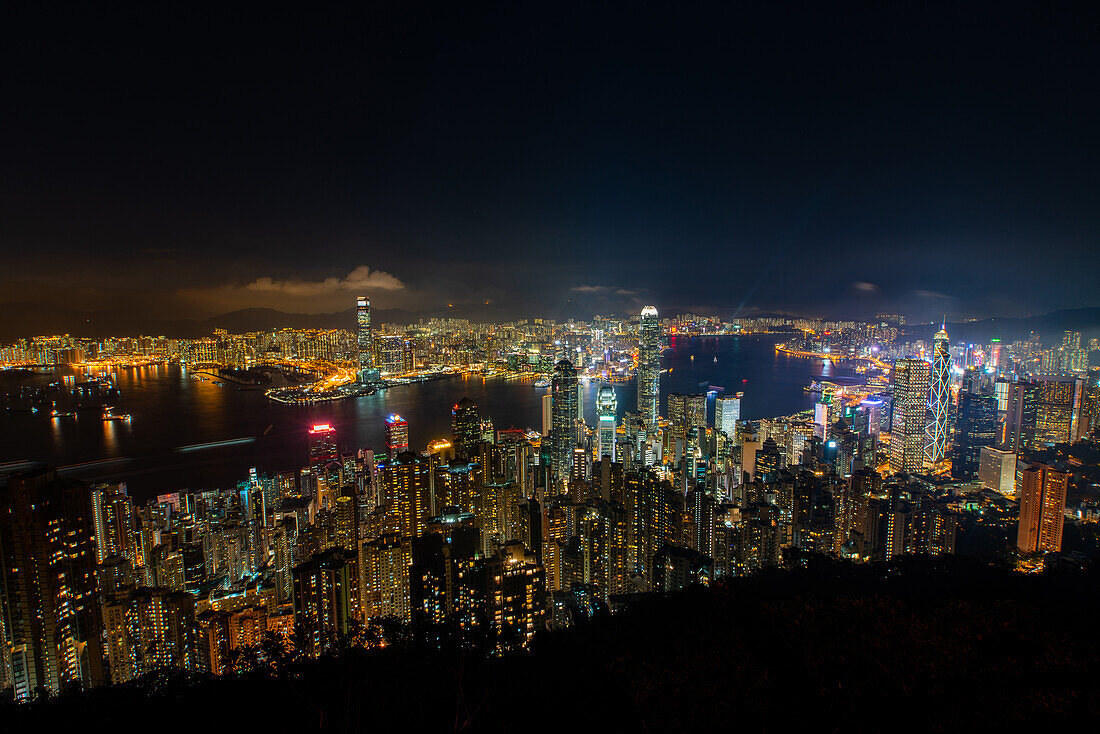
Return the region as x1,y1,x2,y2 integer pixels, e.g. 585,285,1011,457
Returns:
356,296,375,383
716,392,743,436
636,306,661,431
596,383,617,461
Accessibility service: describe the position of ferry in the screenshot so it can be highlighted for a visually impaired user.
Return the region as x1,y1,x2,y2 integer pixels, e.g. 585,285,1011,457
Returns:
51,409,76,418
533,378,551,388
102,408,132,422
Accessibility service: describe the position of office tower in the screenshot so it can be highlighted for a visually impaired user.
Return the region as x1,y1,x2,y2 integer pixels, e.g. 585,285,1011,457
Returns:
385,413,409,459
755,437,782,483
925,323,951,463
716,392,743,436
1002,381,1037,451
356,296,375,383
667,393,706,444
103,588,199,683
636,305,661,431
1017,463,1068,553
308,423,338,464
292,547,357,650
378,452,432,538
1034,376,1083,447
0,466,105,700
91,482,135,563
890,358,931,474
451,397,481,459
551,359,579,485
360,534,411,621
951,392,998,479
978,447,1016,496
596,383,617,461
541,393,553,437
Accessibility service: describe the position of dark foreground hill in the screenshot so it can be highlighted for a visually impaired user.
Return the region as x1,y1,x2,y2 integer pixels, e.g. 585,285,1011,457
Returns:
9,556,1100,732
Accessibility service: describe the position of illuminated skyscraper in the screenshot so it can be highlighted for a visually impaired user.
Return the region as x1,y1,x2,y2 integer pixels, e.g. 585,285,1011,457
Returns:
597,383,617,461
925,323,951,464
716,392,743,436
91,482,135,564
890,358,931,474
541,393,552,437
1017,463,1068,553
308,423,338,465
385,414,409,459
636,305,661,431
1034,375,1083,447
451,397,481,459
0,466,106,699
667,393,706,444
551,359,579,484
378,452,432,538
292,547,357,651
356,296,376,383
952,392,997,479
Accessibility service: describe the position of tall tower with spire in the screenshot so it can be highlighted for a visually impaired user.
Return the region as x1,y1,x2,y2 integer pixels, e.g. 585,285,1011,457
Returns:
636,305,661,431
925,320,951,464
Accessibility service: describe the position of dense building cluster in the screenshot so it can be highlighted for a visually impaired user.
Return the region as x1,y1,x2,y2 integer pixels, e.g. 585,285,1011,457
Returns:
2,301,1099,703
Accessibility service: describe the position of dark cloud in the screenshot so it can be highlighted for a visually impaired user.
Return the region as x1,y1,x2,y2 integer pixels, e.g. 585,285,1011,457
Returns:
0,3,1098,328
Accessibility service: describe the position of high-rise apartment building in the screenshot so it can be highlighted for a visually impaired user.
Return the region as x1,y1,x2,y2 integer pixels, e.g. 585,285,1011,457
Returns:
91,482,135,563
667,393,706,445
378,452,432,538
0,466,106,700
292,547,357,651
1016,463,1068,554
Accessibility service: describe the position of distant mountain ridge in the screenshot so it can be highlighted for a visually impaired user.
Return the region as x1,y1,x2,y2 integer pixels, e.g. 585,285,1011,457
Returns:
0,304,419,341
901,307,1100,344
2,303,1100,343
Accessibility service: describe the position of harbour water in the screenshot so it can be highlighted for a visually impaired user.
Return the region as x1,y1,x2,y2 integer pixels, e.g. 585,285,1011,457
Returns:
0,335,855,500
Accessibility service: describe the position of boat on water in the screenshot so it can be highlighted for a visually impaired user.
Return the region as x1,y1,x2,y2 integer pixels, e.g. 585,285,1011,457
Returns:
102,408,131,422
51,409,76,418
533,378,550,388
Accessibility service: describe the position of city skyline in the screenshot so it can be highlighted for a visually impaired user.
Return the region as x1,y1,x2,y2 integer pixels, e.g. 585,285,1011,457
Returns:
3,2,1100,724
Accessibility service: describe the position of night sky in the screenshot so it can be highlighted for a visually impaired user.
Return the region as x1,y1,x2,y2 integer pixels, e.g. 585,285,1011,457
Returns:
3,3,1098,326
